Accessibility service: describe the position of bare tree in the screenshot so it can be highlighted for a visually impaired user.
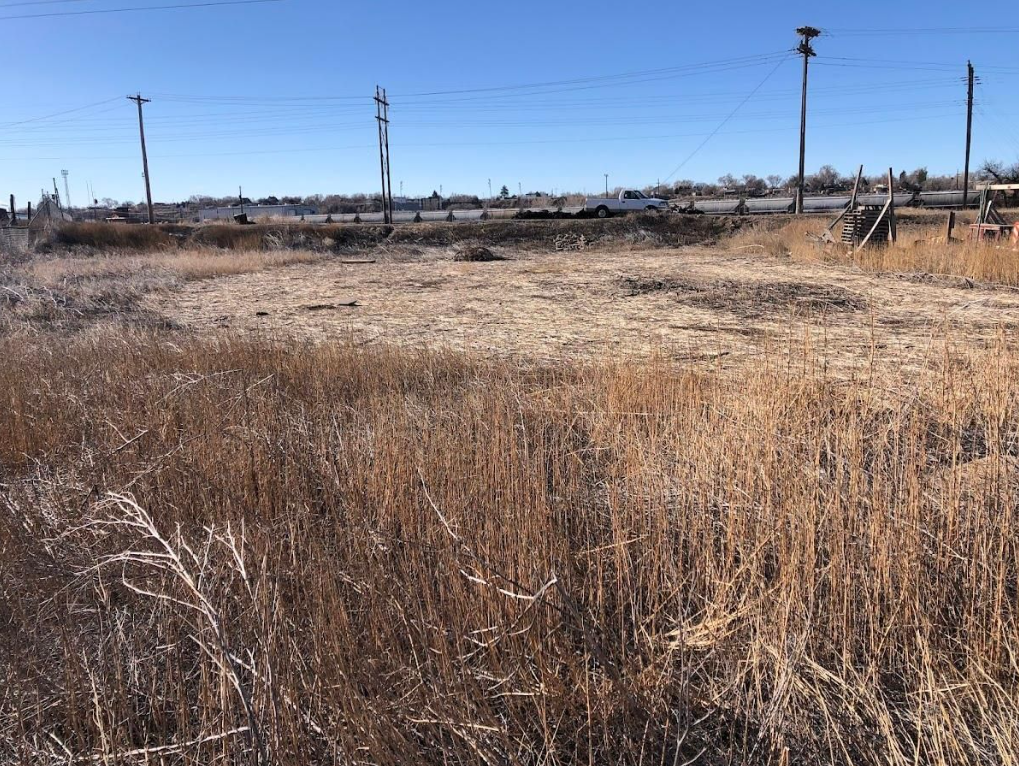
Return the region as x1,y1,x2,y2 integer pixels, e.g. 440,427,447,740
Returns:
980,159,1019,184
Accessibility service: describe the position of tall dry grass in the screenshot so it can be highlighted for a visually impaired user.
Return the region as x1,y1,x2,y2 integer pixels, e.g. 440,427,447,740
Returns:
24,247,322,285
1,331,1018,764
0,248,325,335
734,218,1019,285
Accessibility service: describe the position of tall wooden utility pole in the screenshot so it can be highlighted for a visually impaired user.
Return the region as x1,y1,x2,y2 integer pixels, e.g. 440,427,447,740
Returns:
128,94,154,224
962,61,975,208
374,86,393,225
795,26,820,215
383,89,393,225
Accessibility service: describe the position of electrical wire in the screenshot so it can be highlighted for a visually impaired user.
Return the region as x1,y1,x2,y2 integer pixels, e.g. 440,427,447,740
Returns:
390,52,793,98
0,0,97,8
0,96,123,128
824,26,1019,37
0,109,982,162
0,0,284,20
663,56,788,182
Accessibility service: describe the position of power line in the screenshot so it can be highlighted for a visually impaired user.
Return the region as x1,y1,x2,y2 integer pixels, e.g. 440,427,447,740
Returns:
385,51,790,98
824,26,1019,37
0,96,122,127
151,92,370,103
0,0,97,8
663,56,789,183
0,108,985,163
0,0,284,20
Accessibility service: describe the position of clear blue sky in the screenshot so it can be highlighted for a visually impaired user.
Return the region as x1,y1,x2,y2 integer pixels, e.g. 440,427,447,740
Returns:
2,0,1018,206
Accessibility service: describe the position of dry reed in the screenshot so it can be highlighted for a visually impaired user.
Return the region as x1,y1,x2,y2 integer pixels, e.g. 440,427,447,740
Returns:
1,329,1017,764
734,218,1019,285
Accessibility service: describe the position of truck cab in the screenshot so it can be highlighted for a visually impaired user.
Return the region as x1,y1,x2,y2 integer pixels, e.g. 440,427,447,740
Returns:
584,189,670,218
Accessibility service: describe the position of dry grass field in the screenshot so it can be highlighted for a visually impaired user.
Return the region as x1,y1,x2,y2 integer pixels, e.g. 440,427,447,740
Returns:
146,238,1019,373
2,218,1019,765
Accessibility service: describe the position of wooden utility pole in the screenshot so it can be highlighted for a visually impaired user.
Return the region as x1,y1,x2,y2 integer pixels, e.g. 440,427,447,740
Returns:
887,166,897,243
795,26,820,215
383,88,393,225
128,94,155,224
962,61,975,208
374,86,393,224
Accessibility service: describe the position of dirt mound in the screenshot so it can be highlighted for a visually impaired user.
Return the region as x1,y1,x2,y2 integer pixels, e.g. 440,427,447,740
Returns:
452,244,504,262
620,276,866,318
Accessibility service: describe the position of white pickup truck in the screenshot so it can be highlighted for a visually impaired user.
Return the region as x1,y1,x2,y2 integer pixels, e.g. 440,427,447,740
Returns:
584,189,670,218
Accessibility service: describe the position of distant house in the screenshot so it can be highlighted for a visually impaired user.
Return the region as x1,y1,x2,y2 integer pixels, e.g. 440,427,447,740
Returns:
199,204,318,222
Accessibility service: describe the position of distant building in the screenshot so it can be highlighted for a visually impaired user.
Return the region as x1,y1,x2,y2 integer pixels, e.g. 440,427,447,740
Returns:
199,204,318,222
392,197,423,212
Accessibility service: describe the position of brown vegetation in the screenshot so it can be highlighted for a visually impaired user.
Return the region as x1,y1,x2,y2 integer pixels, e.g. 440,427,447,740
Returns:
3,216,1019,764
2,330,1019,765
733,216,1019,286
37,216,746,255
0,247,323,334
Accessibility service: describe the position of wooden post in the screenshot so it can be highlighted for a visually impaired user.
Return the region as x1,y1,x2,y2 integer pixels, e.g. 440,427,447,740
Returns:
825,164,865,240
945,211,956,242
849,165,863,209
887,167,897,243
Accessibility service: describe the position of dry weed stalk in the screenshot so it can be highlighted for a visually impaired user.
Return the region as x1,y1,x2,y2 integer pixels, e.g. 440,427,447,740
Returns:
1,330,1018,764
86,493,269,765
733,218,1019,285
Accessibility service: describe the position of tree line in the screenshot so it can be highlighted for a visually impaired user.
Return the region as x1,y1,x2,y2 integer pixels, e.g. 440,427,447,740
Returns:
80,158,1019,211
657,159,1019,198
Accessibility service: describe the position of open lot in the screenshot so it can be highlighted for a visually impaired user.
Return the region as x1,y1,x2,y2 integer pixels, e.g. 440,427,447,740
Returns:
3,218,1019,765
149,239,1019,373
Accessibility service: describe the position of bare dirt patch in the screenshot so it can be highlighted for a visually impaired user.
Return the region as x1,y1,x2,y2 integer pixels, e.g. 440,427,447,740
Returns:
146,244,1019,373
619,276,866,318
451,243,505,262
